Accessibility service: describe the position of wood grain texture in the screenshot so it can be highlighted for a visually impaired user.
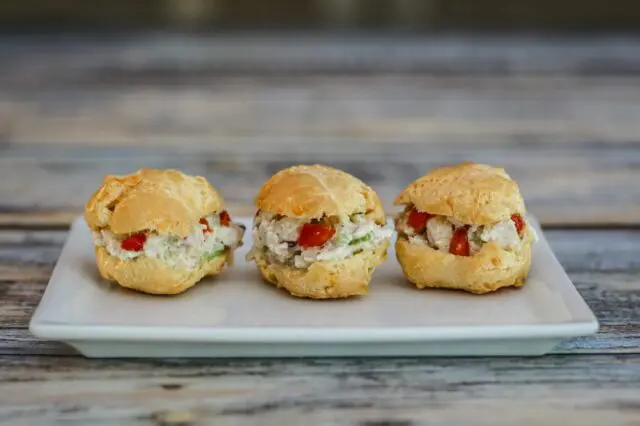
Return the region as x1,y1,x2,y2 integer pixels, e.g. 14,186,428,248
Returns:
0,355,638,425
3,36,640,147
1,145,640,226
3,76,640,145
3,34,640,76
2,36,640,226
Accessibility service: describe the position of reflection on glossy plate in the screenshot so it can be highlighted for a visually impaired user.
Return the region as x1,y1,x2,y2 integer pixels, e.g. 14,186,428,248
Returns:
29,216,598,358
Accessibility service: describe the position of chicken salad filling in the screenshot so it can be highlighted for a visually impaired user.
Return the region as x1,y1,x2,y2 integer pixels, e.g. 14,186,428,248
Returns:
395,206,536,256
247,211,392,269
92,211,245,270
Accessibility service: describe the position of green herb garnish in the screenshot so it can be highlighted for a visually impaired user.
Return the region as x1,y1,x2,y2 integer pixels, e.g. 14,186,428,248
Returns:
201,249,225,262
349,233,373,246
336,232,352,246
166,236,180,245
471,227,484,245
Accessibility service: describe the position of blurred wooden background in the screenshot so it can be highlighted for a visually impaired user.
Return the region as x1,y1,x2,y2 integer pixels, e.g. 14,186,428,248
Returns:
2,32,640,227
1,1,640,227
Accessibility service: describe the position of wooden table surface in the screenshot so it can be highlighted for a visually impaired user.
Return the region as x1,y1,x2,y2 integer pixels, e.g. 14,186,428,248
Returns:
0,34,639,425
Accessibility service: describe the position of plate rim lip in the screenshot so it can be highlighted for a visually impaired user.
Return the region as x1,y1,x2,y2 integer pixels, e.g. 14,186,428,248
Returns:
29,215,600,344
29,320,599,343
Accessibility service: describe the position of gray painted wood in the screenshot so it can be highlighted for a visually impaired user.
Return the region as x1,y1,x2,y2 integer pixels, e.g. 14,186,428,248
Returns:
2,36,640,227
3,34,640,76
0,354,638,425
4,76,640,146
3,37,640,148
1,145,640,226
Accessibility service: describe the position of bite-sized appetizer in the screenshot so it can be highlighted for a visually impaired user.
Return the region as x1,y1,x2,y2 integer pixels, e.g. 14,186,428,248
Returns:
394,163,537,294
84,168,245,295
246,164,392,299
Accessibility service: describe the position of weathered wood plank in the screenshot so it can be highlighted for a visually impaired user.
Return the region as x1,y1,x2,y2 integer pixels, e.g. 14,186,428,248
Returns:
0,212,85,229
1,229,638,354
1,146,639,226
4,36,640,150
3,76,640,146
0,354,637,426
3,35,640,77
0,330,76,357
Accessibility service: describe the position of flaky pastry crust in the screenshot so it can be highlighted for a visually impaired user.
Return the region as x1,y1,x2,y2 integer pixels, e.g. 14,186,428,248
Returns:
394,162,525,225
253,241,389,299
85,168,224,237
255,164,385,223
95,247,230,295
395,228,534,294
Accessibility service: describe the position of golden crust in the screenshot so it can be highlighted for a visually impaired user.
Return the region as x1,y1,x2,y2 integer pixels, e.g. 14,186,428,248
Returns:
395,162,525,225
253,241,389,299
95,246,230,295
84,168,224,237
255,164,385,223
395,230,534,294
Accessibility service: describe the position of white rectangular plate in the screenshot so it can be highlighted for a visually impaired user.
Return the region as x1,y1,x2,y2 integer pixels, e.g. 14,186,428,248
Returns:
30,216,598,358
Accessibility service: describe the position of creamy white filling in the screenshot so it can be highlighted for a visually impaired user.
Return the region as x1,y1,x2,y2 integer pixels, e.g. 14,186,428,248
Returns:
426,216,454,252
398,212,535,255
478,220,521,249
248,212,392,269
93,213,244,269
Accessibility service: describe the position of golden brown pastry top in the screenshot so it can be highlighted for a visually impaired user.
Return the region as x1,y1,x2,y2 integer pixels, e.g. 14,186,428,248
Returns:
255,164,385,222
395,162,525,225
84,168,224,236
